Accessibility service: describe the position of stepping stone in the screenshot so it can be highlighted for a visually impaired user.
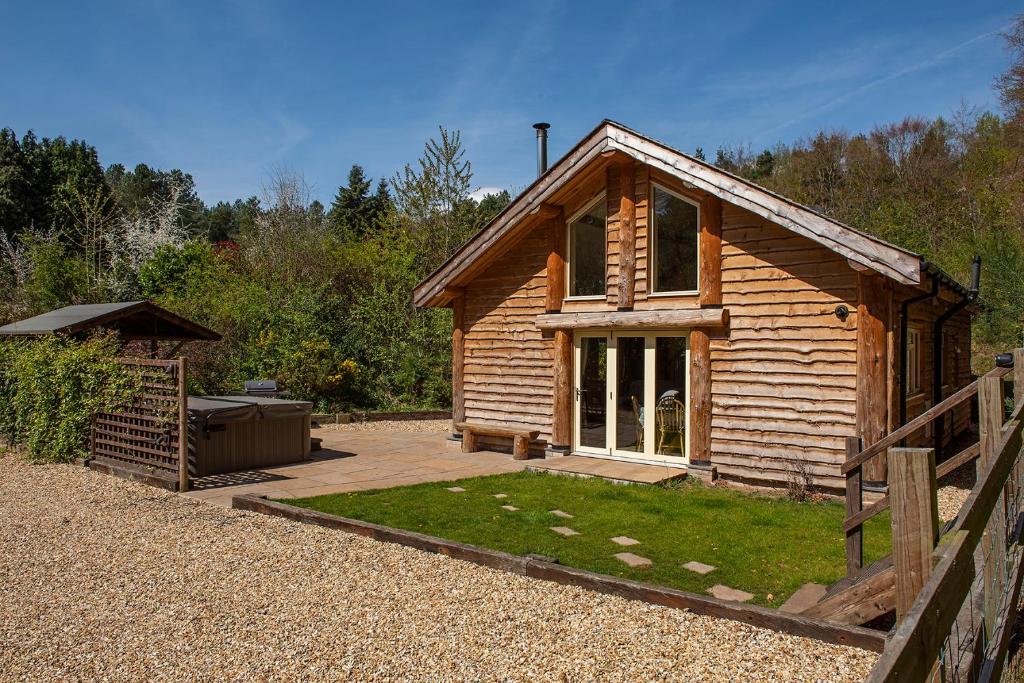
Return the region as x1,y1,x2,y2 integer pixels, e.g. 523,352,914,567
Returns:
446,486,466,493
550,526,580,537
682,561,716,575
550,510,574,519
610,536,640,547
493,493,508,499
613,552,652,568
501,505,519,511
708,584,754,603
779,583,828,614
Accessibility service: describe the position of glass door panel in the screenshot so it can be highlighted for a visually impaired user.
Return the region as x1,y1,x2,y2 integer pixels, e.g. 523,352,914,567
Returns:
654,336,687,458
614,336,646,453
577,336,607,451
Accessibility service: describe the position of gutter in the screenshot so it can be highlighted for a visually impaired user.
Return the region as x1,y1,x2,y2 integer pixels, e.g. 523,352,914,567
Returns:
931,256,981,457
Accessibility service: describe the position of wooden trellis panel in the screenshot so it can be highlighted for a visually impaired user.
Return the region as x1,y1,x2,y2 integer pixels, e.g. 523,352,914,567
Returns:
90,357,190,490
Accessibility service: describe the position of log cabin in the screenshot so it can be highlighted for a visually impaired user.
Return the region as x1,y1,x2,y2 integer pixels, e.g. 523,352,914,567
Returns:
413,121,977,492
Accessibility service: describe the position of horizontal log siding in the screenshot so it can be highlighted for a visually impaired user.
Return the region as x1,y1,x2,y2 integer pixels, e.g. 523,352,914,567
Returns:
463,226,553,453
710,205,859,490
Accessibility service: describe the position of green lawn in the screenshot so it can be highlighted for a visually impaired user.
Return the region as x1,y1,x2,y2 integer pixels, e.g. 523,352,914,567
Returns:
283,472,891,607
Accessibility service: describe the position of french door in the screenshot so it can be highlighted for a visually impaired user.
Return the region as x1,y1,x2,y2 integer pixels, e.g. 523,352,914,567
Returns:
572,331,689,465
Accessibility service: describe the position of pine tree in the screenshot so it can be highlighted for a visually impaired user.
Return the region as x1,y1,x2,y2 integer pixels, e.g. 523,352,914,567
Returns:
328,164,374,239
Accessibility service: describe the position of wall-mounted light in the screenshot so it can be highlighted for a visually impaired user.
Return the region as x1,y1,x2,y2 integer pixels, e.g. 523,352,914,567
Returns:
835,304,850,321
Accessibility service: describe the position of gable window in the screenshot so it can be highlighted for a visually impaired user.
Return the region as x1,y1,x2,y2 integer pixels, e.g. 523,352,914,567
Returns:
651,185,699,294
907,327,922,396
567,196,607,298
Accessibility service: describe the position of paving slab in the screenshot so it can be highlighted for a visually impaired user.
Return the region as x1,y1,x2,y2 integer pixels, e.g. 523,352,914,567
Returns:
550,526,580,537
610,536,640,546
446,486,466,493
549,509,574,519
613,552,652,568
527,455,687,485
500,505,519,511
708,584,754,603
682,561,716,575
493,493,508,499
779,583,828,614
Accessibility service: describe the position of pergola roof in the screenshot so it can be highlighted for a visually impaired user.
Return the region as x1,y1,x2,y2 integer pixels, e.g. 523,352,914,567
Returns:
0,301,221,341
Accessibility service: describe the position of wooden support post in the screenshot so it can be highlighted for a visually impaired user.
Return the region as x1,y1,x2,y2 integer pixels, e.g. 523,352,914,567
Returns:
546,208,571,453
978,373,1007,635
888,446,939,621
616,161,636,309
688,195,722,464
1014,348,1024,408
858,274,891,482
845,436,864,576
551,330,572,452
177,356,189,493
451,291,466,436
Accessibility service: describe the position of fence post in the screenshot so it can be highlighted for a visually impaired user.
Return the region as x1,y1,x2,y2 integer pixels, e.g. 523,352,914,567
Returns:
889,446,939,621
979,373,1007,635
177,356,189,493
845,436,863,576
1014,348,1024,407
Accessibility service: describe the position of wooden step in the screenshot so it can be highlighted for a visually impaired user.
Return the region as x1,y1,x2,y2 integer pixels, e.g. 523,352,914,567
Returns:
802,555,895,625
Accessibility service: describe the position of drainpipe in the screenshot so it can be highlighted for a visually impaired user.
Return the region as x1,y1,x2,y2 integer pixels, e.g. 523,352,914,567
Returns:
899,275,938,431
932,256,981,456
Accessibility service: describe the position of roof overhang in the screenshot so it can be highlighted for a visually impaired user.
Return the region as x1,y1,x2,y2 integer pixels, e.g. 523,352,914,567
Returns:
414,120,924,308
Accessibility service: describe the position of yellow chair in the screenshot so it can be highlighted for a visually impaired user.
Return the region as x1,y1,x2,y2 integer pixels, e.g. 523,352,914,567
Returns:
656,397,685,455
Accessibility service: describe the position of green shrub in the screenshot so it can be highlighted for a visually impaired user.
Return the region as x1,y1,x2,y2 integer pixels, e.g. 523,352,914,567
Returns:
0,334,139,462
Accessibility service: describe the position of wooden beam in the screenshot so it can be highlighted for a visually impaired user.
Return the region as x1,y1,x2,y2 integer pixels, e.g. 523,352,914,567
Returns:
552,330,572,451
888,447,939,620
698,195,723,306
535,308,729,331
616,161,636,309
532,202,562,220
857,273,891,482
600,149,632,164
545,209,566,313
177,356,189,493
978,374,1006,634
451,293,466,433
689,330,711,462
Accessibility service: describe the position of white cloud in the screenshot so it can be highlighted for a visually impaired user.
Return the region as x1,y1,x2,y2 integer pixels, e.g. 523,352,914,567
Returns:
470,186,504,202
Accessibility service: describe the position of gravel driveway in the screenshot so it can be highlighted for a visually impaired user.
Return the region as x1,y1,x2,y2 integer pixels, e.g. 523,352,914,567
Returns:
0,452,876,681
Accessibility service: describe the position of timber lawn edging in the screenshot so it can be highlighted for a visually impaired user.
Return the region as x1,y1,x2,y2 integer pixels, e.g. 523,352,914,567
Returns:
231,493,887,653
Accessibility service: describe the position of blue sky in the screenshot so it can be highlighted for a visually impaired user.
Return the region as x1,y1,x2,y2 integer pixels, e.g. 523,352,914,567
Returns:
0,1,1017,205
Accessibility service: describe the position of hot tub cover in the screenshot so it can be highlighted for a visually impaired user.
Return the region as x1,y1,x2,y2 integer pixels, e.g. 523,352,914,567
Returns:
188,396,313,427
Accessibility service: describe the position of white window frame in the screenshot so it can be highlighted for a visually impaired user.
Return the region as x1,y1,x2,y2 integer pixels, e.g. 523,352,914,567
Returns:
648,183,701,297
907,326,922,397
564,193,608,301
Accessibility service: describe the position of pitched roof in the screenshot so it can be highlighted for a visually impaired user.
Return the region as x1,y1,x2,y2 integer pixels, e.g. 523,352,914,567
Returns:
414,120,923,308
0,301,221,341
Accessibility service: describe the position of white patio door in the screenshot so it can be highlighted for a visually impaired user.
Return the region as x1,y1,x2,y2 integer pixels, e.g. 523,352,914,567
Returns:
572,331,689,465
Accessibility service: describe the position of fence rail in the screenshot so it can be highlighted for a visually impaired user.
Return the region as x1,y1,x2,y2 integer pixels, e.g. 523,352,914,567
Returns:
90,357,190,491
867,349,1024,682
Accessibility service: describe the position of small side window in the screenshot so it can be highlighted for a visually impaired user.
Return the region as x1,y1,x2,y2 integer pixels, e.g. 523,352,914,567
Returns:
567,197,607,298
907,327,922,395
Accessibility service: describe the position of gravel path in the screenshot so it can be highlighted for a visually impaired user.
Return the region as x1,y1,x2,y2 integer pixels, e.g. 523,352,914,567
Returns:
0,452,876,681
324,419,450,433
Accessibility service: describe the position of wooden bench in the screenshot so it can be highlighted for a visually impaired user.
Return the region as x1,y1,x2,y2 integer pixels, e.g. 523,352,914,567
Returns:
456,422,539,460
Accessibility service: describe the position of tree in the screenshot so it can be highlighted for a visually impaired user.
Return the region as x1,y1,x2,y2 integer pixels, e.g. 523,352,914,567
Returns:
997,15,1024,122
327,165,392,240
391,126,477,273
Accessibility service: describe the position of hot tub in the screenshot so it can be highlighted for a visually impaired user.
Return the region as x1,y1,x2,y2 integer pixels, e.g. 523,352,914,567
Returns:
188,396,313,476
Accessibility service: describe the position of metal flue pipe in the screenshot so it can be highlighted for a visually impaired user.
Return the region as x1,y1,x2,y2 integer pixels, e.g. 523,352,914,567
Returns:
533,122,550,177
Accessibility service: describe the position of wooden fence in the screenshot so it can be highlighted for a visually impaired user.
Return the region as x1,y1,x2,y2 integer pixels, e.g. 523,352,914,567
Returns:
90,357,189,491
866,349,1024,681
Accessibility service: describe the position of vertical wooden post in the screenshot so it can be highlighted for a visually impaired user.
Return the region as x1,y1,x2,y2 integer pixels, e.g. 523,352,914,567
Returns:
979,373,1006,634
689,195,722,464
451,292,466,436
546,208,571,453
858,274,891,482
1014,348,1024,407
889,446,939,620
616,161,636,309
177,356,189,493
845,436,864,576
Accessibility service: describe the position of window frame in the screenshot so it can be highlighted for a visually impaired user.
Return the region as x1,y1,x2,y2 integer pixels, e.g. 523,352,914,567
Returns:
564,193,608,301
648,182,701,297
906,326,922,397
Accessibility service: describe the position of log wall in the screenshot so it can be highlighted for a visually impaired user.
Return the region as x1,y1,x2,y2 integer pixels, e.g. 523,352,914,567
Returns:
463,226,553,453
710,206,860,490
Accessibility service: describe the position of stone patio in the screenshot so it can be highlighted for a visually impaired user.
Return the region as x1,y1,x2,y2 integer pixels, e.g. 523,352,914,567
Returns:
186,427,526,506
527,455,687,485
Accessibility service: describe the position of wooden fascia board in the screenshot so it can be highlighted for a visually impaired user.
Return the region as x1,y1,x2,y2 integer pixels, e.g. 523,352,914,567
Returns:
603,129,922,285
413,131,613,308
